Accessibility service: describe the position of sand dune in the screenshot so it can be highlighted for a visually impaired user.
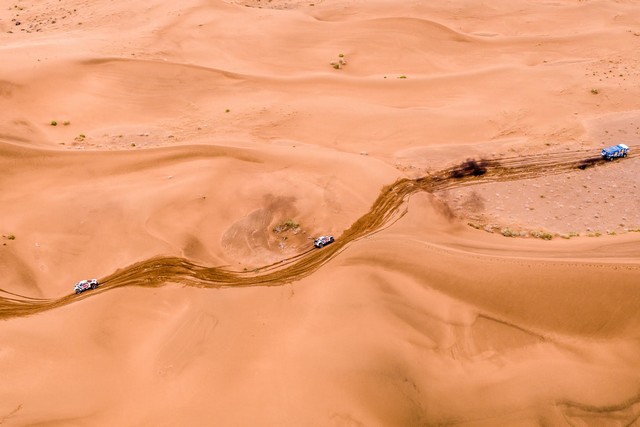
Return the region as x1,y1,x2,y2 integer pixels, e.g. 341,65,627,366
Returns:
1,0,640,425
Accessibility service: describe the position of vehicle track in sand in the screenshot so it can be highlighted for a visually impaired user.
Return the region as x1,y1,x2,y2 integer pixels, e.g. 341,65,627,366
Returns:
1,146,637,319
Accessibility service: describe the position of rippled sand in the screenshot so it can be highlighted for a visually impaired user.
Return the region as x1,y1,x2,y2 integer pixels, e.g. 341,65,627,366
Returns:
1,0,639,425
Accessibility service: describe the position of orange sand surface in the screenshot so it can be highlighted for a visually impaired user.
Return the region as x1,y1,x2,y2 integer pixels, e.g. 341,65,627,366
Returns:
1,0,640,425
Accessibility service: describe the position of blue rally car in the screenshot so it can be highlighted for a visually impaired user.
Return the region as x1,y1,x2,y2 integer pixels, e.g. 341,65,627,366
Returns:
601,144,629,160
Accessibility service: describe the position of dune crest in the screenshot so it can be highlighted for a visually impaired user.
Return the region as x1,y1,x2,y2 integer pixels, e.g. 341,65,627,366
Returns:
1,0,639,425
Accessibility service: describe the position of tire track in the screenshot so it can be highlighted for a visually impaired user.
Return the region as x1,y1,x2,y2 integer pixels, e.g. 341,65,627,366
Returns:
1,147,637,319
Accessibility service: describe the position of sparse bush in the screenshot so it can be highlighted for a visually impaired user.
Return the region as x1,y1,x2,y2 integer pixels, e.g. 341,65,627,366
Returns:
559,231,580,239
531,231,553,240
330,54,347,70
7,234,15,240
50,120,57,126
501,228,517,237
398,75,407,79
273,219,300,233
63,120,70,126
590,88,599,94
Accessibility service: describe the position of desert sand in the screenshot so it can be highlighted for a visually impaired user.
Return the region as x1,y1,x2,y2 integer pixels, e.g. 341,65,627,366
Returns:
1,0,640,425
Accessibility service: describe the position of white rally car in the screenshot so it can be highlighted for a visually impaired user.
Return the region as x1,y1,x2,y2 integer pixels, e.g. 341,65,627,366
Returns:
313,235,335,248
74,279,99,294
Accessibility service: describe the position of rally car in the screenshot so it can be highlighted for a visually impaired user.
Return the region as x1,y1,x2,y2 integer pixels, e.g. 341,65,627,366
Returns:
74,279,99,294
601,143,629,160
313,235,335,248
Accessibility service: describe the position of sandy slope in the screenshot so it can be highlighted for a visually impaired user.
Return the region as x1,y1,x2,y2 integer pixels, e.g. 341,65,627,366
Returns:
1,0,640,425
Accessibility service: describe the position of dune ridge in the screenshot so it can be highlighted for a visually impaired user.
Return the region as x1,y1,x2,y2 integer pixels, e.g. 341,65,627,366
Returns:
2,0,640,425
